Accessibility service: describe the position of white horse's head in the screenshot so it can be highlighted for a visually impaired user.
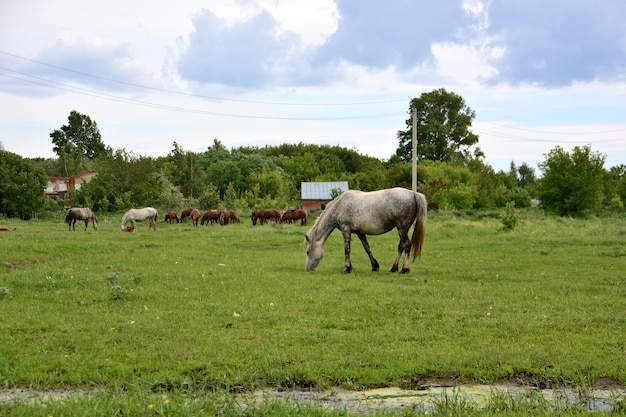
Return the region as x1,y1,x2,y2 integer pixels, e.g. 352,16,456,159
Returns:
305,232,324,271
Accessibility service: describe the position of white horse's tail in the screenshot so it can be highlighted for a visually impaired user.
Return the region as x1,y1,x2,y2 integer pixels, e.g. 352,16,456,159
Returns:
411,192,427,260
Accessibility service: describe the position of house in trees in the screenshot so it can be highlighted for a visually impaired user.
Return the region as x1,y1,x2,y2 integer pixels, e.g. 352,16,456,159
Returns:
301,181,349,211
44,170,97,206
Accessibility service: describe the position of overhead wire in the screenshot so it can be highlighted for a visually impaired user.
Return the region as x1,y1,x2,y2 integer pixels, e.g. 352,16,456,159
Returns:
3,49,626,142
0,68,404,120
0,50,408,107
473,121,626,144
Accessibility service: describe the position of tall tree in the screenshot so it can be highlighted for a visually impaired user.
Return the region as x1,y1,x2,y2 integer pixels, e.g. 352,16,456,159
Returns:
50,110,106,175
517,162,536,187
537,145,606,217
0,150,47,218
164,142,205,198
395,88,482,163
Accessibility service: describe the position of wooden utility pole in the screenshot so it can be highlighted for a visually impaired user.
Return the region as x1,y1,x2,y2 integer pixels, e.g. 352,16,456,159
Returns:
411,107,417,192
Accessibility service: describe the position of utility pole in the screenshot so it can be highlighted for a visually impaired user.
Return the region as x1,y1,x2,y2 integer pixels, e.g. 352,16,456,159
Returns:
411,107,417,192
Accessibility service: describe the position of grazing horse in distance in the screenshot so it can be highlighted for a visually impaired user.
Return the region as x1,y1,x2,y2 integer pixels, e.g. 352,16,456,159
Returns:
305,188,427,274
120,207,158,232
251,209,282,225
280,209,308,226
164,211,180,224
180,207,194,223
190,208,201,226
65,207,98,231
220,210,240,225
201,210,222,225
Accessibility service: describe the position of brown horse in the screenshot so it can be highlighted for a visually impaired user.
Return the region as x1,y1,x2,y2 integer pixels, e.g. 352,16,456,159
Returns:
201,210,222,225
251,209,282,225
164,211,180,224
180,208,194,222
65,207,98,231
220,210,241,225
190,208,201,226
280,209,308,226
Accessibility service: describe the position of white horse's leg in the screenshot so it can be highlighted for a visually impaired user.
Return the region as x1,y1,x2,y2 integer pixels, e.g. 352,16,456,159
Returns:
397,228,412,274
356,232,380,272
341,228,353,273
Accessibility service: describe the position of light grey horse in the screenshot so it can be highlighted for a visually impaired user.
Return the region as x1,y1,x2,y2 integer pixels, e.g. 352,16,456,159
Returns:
120,207,158,232
305,188,427,273
65,207,98,231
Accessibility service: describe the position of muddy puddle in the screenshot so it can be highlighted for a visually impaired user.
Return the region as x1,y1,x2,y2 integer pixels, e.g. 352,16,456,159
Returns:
2,384,624,414
242,384,626,414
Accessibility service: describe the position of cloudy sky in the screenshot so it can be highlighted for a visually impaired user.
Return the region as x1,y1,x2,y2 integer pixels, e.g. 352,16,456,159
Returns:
1,0,626,173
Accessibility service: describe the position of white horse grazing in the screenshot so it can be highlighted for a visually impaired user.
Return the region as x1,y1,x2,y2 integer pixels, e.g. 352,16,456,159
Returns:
120,207,158,232
305,188,427,274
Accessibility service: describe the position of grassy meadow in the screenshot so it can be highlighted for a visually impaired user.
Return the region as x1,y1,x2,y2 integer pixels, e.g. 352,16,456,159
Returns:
0,208,625,415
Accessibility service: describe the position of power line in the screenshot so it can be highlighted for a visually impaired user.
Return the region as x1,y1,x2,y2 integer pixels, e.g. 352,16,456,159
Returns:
473,123,626,144
476,118,626,136
0,50,408,107
0,68,405,120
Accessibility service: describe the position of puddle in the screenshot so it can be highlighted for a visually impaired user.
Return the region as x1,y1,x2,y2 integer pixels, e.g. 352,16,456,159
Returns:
2,385,624,414
242,384,626,414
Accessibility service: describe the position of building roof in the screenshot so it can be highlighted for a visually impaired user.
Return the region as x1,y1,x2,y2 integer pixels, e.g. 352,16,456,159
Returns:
301,181,349,200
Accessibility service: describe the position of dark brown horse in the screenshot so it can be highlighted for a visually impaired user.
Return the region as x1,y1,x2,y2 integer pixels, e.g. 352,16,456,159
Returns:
164,211,180,224
180,208,201,226
65,207,98,231
280,209,308,226
201,210,222,225
180,208,194,222
251,209,282,225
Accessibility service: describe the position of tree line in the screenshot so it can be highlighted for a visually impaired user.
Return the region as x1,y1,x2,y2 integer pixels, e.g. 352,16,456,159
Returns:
1,90,625,219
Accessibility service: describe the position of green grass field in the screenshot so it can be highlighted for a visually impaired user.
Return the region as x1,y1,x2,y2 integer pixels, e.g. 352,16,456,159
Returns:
0,209,625,415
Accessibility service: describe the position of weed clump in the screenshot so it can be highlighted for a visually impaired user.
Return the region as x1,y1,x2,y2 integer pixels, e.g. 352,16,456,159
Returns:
500,201,518,231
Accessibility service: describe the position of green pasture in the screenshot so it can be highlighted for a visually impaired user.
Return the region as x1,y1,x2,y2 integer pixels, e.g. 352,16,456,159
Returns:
0,209,625,415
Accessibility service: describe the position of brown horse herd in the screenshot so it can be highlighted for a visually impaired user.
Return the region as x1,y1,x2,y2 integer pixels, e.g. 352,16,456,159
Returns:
163,208,308,227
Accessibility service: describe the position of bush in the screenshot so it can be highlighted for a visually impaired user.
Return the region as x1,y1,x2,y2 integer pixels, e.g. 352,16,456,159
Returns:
432,184,477,210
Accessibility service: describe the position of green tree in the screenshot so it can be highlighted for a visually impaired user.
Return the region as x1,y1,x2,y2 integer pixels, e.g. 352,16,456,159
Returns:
156,173,185,211
396,88,482,163
163,142,205,198
537,145,606,217
197,184,222,210
0,150,47,218
517,162,536,187
76,149,161,211
607,164,626,211
50,110,106,175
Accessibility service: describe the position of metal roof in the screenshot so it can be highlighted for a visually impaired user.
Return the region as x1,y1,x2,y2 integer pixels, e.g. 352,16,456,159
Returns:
301,181,349,200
